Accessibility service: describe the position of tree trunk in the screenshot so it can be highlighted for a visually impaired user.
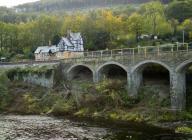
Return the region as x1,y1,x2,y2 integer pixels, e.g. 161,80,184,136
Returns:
136,32,139,43
153,16,157,36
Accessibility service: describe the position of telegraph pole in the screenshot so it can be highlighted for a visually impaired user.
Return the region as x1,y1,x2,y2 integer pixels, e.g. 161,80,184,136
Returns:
183,30,185,45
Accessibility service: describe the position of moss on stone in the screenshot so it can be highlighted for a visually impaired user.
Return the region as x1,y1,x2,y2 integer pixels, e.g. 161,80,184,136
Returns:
6,65,55,81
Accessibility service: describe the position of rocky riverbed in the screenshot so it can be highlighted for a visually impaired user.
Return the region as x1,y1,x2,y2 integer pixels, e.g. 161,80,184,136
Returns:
0,115,191,140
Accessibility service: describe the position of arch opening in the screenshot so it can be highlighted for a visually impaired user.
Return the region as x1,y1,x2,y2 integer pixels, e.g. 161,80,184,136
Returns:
68,65,93,82
98,64,127,90
142,64,170,87
178,62,192,111
99,64,127,81
134,62,170,107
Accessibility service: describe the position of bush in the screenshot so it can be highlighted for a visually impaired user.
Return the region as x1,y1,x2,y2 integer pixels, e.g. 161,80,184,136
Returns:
96,79,126,93
138,87,170,108
96,80,127,101
0,73,11,110
50,98,76,115
76,79,139,110
175,127,192,134
22,93,42,114
74,108,90,117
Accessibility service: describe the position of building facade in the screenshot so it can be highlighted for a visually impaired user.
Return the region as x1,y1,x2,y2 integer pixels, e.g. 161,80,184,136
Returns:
34,32,84,61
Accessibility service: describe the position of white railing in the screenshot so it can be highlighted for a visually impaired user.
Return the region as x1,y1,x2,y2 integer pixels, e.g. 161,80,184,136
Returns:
74,43,190,59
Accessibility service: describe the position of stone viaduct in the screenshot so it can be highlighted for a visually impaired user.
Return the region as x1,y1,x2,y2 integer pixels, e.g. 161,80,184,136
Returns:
62,44,192,111
1,44,192,110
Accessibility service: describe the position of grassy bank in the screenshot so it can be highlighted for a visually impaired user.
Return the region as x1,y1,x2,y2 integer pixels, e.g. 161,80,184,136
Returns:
0,72,192,134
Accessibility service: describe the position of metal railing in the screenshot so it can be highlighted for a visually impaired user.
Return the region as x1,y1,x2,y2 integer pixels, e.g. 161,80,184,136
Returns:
0,43,190,65
77,43,190,59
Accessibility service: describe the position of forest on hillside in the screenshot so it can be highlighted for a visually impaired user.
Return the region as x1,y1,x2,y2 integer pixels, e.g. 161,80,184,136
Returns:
0,0,172,23
15,0,153,13
0,0,191,61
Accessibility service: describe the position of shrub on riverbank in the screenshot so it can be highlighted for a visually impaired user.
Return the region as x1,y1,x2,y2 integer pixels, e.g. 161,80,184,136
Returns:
175,127,192,134
0,78,192,130
0,73,11,111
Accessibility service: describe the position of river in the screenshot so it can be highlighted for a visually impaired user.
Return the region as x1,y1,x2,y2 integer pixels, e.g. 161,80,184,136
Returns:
0,115,191,140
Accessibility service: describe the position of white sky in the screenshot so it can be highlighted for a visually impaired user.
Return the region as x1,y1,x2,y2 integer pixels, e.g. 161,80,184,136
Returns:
0,0,40,7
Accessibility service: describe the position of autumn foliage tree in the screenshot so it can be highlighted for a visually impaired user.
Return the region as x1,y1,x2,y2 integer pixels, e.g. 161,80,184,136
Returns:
0,0,192,60
127,13,144,43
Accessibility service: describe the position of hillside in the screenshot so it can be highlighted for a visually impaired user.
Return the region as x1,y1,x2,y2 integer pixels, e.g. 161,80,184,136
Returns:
14,0,154,13
0,0,172,23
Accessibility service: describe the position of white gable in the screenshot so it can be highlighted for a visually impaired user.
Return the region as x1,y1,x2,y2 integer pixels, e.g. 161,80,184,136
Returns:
57,32,84,52
70,32,81,40
58,37,73,47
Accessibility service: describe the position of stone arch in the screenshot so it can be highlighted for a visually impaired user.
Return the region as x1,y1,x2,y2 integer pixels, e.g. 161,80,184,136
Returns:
67,64,94,82
96,61,128,82
130,60,171,100
175,59,192,110
176,59,192,73
97,61,127,73
131,60,171,74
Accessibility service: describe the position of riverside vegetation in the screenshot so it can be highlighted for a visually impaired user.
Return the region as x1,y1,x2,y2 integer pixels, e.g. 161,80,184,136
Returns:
0,0,192,137
0,67,192,135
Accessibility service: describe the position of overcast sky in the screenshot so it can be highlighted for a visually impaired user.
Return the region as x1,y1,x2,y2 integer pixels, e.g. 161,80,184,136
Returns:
0,0,39,7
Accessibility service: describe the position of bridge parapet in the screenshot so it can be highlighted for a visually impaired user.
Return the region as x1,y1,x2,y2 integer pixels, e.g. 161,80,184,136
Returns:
62,43,192,69
62,43,189,59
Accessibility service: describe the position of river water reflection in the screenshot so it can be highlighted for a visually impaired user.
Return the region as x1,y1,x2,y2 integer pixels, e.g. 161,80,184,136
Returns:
0,115,191,140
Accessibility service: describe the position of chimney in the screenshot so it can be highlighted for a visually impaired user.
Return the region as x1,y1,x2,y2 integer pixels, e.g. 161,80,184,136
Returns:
67,29,71,38
49,40,52,47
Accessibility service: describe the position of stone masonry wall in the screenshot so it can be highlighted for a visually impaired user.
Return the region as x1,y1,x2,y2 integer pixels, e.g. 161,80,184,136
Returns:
14,72,54,88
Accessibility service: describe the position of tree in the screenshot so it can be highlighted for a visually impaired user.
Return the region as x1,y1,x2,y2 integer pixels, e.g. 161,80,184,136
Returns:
79,11,111,50
52,34,61,45
17,22,37,55
140,1,165,35
127,12,144,43
181,19,192,31
169,18,179,36
36,16,62,46
0,22,19,54
180,19,192,41
166,0,192,22
61,14,86,34
96,10,123,48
